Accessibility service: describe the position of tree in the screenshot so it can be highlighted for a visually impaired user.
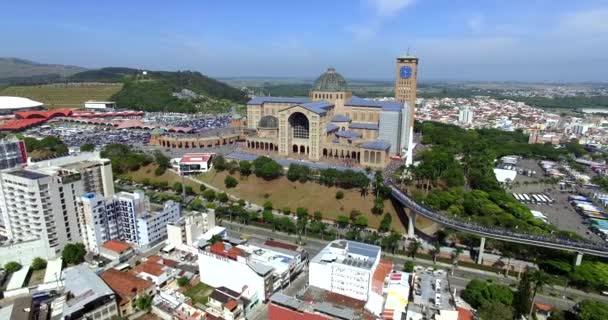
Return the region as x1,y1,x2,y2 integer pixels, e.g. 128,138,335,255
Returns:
217,192,229,203
239,160,252,176
253,157,282,180
199,184,206,192
209,234,223,245
262,210,274,224
335,191,344,200
514,270,533,318
313,210,323,221
407,240,421,259
213,155,227,171
381,231,401,254
177,276,189,287
173,182,183,193
31,257,47,271
4,261,22,274
80,143,95,152
337,215,349,228
528,270,551,319
354,216,368,229
578,299,608,320
153,150,171,175
202,189,216,201
263,200,273,211
135,294,153,311
378,213,392,233
62,243,86,265
478,302,513,320
403,261,415,272
282,207,291,215
224,175,238,188
451,247,464,266
431,241,441,264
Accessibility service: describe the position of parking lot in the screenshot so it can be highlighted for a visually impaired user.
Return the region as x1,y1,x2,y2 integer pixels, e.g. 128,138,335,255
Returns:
509,159,604,242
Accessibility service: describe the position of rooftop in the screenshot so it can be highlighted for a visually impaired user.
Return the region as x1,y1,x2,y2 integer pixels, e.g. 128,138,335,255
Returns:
247,96,310,105
6,169,49,180
102,240,132,254
312,240,381,270
299,100,334,115
0,96,43,109
359,140,391,151
312,67,348,92
346,96,404,112
62,265,115,317
101,269,154,306
180,153,213,163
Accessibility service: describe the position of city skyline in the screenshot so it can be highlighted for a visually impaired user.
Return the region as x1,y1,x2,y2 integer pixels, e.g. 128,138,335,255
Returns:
1,0,607,82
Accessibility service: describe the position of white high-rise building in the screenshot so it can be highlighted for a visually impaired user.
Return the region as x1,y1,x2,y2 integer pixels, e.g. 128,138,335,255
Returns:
0,152,115,258
458,106,474,124
77,190,180,252
0,168,83,253
309,240,381,301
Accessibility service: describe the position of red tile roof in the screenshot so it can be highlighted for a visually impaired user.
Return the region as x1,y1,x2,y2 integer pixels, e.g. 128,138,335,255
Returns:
132,261,165,277
101,269,153,306
457,307,473,320
535,303,553,312
372,259,394,295
264,240,299,251
0,118,47,131
147,255,179,268
102,240,132,254
225,299,238,311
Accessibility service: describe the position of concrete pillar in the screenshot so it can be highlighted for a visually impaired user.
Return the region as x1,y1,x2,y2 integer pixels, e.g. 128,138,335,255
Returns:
574,252,583,267
477,237,486,264
407,209,416,237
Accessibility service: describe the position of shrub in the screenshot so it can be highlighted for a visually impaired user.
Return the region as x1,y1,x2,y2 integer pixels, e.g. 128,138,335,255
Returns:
4,261,22,274
31,257,47,271
202,189,216,201
335,191,344,200
263,201,273,211
224,175,238,188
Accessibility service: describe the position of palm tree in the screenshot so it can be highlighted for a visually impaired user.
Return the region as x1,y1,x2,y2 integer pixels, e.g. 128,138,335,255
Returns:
450,247,464,275
451,247,464,266
431,241,441,264
407,240,422,260
528,270,551,319
503,251,513,277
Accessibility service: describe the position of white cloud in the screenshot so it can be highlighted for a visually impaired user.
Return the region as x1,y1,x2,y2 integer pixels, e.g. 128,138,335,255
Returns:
366,0,416,17
466,14,485,33
559,7,608,34
348,0,417,40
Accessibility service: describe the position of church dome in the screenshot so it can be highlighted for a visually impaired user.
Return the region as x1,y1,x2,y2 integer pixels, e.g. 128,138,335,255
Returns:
258,115,278,128
312,67,347,92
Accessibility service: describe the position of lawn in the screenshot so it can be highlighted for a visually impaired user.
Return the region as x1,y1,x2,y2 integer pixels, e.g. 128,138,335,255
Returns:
196,169,407,233
0,83,122,108
27,269,46,286
119,165,438,234
184,282,213,306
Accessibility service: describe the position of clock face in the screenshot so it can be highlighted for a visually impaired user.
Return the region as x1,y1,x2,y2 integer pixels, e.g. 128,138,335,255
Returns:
400,66,412,79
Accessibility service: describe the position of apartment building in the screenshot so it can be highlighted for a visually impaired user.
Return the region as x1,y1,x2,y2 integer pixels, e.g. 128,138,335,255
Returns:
198,241,274,311
309,240,381,302
0,167,83,254
167,210,216,248
62,265,120,320
0,152,115,256
77,190,180,252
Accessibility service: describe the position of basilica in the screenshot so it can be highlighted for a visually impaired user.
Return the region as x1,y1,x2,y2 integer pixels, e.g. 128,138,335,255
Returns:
245,56,418,168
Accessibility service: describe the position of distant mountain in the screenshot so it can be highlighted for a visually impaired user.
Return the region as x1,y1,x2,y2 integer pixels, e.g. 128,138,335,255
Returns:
0,57,87,84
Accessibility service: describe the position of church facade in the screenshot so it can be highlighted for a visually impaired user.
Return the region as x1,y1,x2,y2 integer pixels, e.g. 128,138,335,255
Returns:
245,56,418,168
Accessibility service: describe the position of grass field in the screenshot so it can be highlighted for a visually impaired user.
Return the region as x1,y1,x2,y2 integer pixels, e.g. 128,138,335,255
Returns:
118,165,439,234
196,169,407,233
185,282,213,306
0,83,122,108
27,269,46,286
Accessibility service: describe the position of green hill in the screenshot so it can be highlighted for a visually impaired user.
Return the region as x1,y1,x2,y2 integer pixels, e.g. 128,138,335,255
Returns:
67,68,248,113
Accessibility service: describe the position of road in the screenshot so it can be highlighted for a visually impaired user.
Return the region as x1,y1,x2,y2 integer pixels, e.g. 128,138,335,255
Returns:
222,220,608,309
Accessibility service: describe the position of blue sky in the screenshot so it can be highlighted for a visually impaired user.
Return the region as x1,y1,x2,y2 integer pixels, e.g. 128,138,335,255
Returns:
1,0,607,82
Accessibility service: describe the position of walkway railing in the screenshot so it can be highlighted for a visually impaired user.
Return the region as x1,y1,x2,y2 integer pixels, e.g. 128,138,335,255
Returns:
383,165,608,257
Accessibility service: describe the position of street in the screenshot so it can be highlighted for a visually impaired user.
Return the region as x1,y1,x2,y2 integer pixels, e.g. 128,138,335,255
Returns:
222,219,608,309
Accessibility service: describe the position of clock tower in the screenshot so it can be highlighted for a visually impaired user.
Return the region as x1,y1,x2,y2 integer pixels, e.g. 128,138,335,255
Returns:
395,54,418,112
395,54,418,163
